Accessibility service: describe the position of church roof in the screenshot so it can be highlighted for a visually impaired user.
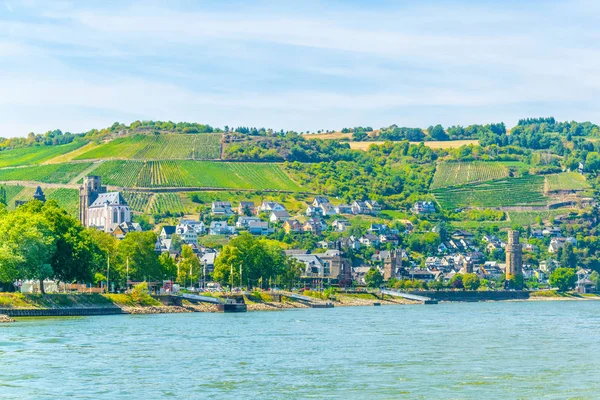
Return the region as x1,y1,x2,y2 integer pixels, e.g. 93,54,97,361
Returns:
89,192,128,208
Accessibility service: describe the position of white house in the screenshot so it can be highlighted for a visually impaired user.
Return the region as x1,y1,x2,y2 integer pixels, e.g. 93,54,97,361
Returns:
209,221,236,235
211,201,233,216
332,219,351,232
258,201,286,214
270,210,291,223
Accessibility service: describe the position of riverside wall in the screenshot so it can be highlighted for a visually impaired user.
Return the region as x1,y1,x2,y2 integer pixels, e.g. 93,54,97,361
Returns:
408,290,531,302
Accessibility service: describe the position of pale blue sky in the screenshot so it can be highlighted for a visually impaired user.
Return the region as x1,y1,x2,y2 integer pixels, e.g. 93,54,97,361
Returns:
1,0,599,137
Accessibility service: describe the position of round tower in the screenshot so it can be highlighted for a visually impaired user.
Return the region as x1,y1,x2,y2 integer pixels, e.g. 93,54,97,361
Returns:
505,230,523,279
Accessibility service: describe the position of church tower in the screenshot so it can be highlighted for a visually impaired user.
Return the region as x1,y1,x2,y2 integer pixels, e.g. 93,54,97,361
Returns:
505,230,523,279
79,176,106,227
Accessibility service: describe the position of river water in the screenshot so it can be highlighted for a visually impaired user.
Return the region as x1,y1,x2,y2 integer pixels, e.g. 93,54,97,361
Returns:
1,301,599,399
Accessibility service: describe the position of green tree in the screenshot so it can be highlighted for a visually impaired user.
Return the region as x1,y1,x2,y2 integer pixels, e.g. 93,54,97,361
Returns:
462,273,481,291
118,231,162,283
549,268,576,292
178,245,201,286
560,242,577,269
159,252,177,281
364,267,383,288
281,257,304,289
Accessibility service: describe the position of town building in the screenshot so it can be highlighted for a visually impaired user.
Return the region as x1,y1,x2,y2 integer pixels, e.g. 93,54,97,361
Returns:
79,176,131,233
209,221,235,235
237,201,256,215
269,210,291,223
283,219,303,234
412,201,436,214
211,201,233,216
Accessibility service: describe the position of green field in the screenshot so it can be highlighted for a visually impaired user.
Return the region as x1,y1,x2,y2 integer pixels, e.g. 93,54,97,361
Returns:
0,163,92,184
92,161,303,191
0,141,86,168
433,175,547,209
45,188,79,215
74,134,222,160
431,161,510,189
148,193,186,214
546,172,589,191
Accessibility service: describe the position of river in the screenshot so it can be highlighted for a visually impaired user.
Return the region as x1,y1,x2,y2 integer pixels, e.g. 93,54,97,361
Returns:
1,300,598,399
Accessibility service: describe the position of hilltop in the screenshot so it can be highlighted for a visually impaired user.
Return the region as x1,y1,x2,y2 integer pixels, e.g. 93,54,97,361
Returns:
0,117,597,230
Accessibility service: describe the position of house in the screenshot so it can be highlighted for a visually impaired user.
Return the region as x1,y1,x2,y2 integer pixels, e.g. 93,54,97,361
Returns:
237,201,256,215
177,219,205,235
312,196,330,207
160,226,176,239
270,210,291,223
353,266,373,285
236,216,261,229
247,221,273,235
211,201,233,216
200,251,218,273
290,254,328,277
257,201,286,214
548,237,576,253
360,234,380,247
404,269,436,282
364,199,381,214
540,259,560,273
283,219,303,234
380,234,400,246
335,204,353,214
317,240,335,249
306,205,323,217
522,243,539,253
452,229,475,240
351,201,369,215
176,225,198,245
111,221,142,239
339,236,361,250
412,201,436,214
303,218,327,235
332,219,351,232
530,230,544,239
319,202,337,216
425,257,441,268
367,223,389,235
209,221,236,235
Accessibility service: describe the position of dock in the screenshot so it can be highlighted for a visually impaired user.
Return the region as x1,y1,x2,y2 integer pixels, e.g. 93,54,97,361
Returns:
380,290,438,305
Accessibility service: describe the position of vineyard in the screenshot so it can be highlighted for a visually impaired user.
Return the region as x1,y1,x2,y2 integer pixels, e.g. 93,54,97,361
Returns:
0,163,92,184
93,161,304,191
507,209,576,227
0,141,86,168
122,191,152,213
546,172,589,192
74,134,222,160
147,193,186,214
45,188,79,215
433,175,547,209
430,161,509,189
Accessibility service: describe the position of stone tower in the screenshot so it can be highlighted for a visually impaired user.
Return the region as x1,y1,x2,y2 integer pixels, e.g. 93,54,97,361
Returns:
79,176,106,227
33,186,46,202
505,230,523,279
383,250,402,281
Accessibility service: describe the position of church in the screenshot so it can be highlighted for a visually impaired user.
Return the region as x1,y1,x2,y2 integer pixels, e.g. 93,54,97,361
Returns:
79,176,135,234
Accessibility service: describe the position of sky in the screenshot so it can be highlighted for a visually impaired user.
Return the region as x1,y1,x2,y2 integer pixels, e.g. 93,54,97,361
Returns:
1,0,600,137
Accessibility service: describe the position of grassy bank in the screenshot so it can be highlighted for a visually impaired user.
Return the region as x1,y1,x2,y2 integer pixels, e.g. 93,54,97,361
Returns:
0,292,159,309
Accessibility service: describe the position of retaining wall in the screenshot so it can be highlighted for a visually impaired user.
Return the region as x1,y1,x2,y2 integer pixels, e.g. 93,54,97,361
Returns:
407,291,531,302
0,307,123,317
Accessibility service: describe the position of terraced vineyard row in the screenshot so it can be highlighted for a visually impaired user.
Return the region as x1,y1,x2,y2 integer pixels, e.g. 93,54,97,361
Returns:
45,188,79,215
74,134,222,160
148,193,186,214
0,163,92,184
95,161,303,191
431,161,509,189
433,175,547,209
122,191,152,213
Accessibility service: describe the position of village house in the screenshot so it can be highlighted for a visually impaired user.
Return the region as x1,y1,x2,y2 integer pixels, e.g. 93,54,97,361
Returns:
360,234,380,247
305,205,323,217
247,221,273,235
312,196,330,207
412,201,435,214
175,225,198,245
211,201,234,216
160,226,176,240
236,216,262,229
303,218,327,235
257,201,286,214
319,202,337,216
177,219,206,235
351,200,369,215
283,219,303,234
209,221,236,235
339,236,361,250
270,210,291,223
334,204,353,214
332,219,351,232
111,221,142,240
364,199,381,214
548,237,577,253
200,251,218,273
379,233,400,246
317,240,335,249
237,201,256,215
